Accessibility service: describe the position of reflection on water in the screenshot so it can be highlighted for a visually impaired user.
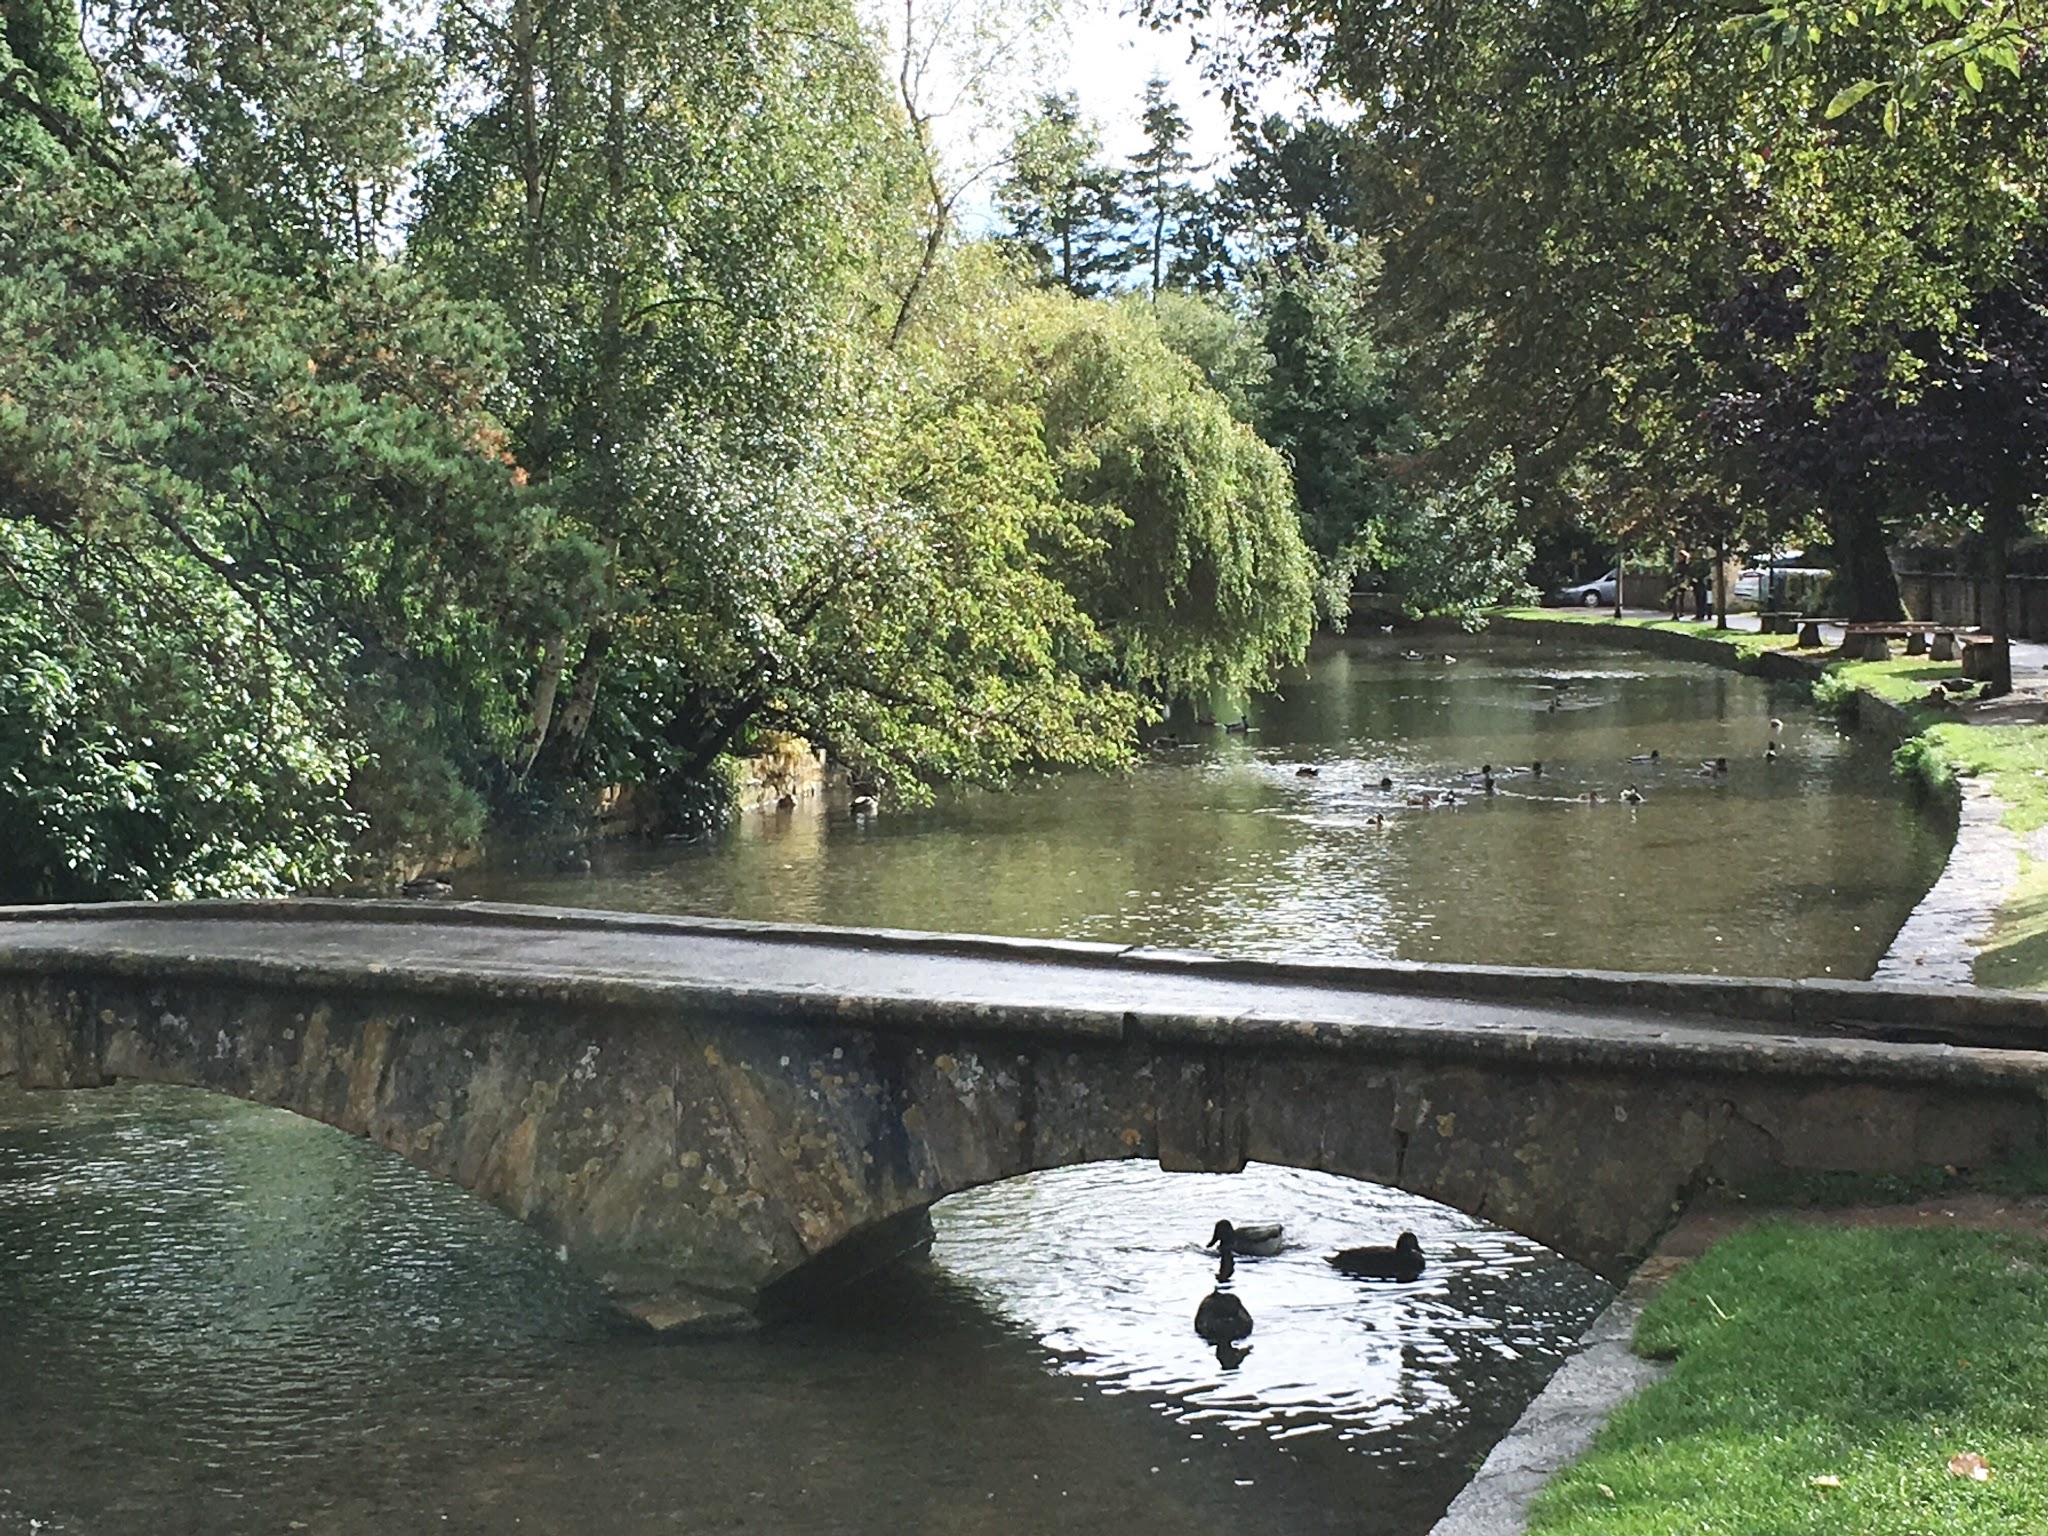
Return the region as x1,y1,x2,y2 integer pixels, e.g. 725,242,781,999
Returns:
0,1085,1609,1536
0,633,1943,1532
936,1164,1608,1453
470,633,1947,979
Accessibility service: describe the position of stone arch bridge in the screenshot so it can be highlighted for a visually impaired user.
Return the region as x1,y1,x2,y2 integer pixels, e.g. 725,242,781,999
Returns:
4,901,2047,1329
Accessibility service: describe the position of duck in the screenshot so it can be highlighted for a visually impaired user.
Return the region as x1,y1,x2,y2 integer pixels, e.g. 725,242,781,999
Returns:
1194,714,1219,727
775,793,797,811
1547,698,1561,712
1400,649,1427,662
1366,812,1386,828
1769,717,1784,732
1327,1231,1425,1281
1436,789,1460,807
1404,793,1432,807
1378,775,1396,791
1627,750,1660,764
1619,785,1644,804
1531,760,1544,777
1225,718,1252,735
1295,765,1320,778
1699,756,1729,776
555,847,593,873
1459,763,1495,781
1207,1219,1285,1257
400,875,453,900
850,793,880,816
1579,790,1602,804
1764,742,1780,762
1194,1251,1255,1344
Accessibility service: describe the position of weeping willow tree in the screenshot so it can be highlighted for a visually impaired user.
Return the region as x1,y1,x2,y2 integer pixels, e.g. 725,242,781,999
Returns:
980,286,1316,702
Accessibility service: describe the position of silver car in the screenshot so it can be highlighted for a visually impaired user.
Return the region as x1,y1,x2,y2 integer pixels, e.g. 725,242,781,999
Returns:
1552,569,1618,607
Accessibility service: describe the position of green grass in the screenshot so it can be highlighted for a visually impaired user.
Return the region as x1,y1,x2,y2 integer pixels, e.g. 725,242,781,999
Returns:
1528,1225,2048,1536
1498,608,2048,988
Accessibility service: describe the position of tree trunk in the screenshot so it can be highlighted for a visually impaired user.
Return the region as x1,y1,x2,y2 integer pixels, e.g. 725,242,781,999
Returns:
516,633,568,778
1825,501,1904,622
1984,492,2020,698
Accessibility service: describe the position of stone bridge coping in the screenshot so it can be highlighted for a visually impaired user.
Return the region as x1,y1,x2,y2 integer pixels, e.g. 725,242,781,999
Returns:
4,901,2048,1093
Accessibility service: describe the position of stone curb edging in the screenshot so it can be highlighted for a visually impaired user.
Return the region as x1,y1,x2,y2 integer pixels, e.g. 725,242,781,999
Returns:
1427,1279,1667,1536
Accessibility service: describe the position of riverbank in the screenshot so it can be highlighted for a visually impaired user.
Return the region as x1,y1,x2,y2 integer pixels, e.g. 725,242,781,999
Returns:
1492,609,2048,990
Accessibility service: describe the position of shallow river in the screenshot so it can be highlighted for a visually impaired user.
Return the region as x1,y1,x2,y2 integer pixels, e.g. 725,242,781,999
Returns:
0,633,1947,1534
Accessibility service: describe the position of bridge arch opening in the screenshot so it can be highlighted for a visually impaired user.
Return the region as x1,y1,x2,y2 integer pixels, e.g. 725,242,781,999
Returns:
818,1160,1615,1453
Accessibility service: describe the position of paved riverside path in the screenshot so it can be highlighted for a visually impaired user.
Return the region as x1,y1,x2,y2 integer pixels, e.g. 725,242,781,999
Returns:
7,900,2048,1328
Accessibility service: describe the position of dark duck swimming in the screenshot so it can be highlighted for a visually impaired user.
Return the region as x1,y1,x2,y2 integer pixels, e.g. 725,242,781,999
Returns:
1207,1219,1284,1257
1327,1230,1425,1281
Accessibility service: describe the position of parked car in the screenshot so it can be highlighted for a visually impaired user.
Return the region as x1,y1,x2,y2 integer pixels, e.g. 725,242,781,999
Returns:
1733,554,1831,607
1551,569,1619,607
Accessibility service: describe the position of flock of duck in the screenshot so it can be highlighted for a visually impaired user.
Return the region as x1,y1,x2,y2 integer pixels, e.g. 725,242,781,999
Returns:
1268,715,1789,817
1191,1218,1427,1359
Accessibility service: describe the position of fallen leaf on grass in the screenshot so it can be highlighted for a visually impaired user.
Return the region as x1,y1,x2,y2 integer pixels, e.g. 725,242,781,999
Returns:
1809,1475,1843,1490
1595,1484,1616,1501
1948,1452,1992,1482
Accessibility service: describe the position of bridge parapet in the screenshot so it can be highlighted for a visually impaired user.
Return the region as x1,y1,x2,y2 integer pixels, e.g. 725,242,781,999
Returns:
4,901,2047,1329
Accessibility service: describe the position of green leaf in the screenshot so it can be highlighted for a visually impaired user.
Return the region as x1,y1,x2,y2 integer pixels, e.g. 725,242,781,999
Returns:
1962,57,1984,92
1823,79,1883,118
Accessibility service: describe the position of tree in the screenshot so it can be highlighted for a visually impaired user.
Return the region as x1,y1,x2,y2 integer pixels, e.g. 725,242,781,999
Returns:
1,25,544,894
415,0,910,792
86,0,436,264
996,91,1135,296
1128,77,1198,297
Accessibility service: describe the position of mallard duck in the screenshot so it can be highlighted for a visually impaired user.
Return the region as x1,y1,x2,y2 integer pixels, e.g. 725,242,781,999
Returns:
1404,793,1432,807
1296,765,1320,778
1328,1231,1425,1281
400,876,453,899
1768,717,1784,732
1627,750,1659,764
1579,790,1602,804
1436,789,1460,806
1699,756,1729,776
1366,812,1386,828
1482,772,1497,796
1764,742,1780,761
1225,718,1252,734
850,793,880,816
1208,1219,1284,1257
1531,760,1544,777
1378,775,1395,791
1620,785,1644,804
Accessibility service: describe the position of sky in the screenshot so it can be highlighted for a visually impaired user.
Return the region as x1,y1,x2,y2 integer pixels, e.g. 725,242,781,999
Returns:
1060,2,1261,168
923,0,1310,231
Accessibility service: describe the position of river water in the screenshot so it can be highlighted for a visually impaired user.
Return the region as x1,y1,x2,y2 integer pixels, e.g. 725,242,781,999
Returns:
0,633,1947,1534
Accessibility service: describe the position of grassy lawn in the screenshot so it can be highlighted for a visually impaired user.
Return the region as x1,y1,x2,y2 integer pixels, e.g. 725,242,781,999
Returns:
1498,608,2048,988
1527,1225,2048,1536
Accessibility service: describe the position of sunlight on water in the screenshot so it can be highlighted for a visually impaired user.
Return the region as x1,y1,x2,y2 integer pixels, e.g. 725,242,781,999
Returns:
935,1164,1609,1452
